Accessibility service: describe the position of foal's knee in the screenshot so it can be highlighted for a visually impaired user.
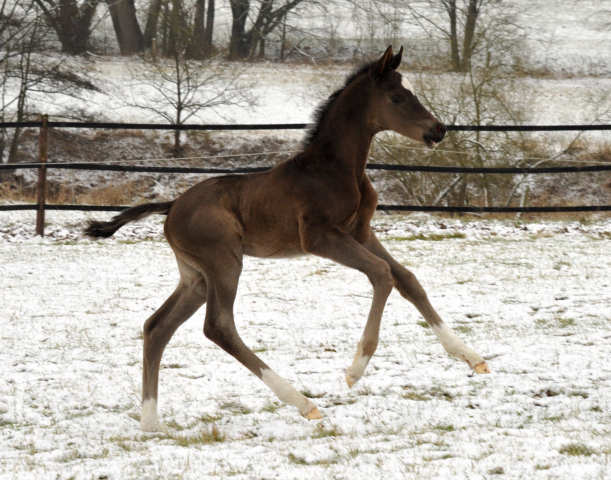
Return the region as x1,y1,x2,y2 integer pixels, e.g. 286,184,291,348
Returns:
370,262,394,294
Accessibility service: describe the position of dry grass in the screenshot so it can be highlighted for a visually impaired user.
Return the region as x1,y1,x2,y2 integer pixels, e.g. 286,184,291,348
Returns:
0,176,152,206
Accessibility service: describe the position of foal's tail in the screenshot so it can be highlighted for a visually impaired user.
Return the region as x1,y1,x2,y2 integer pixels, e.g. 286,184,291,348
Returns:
84,201,175,238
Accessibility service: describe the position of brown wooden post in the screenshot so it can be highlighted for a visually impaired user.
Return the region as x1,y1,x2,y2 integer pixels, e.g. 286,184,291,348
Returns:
36,115,48,236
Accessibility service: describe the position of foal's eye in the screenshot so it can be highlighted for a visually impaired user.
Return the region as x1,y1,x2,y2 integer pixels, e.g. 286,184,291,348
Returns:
392,95,403,104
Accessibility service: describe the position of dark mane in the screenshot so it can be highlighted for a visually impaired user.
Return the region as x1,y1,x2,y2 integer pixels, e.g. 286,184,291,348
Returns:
302,60,376,147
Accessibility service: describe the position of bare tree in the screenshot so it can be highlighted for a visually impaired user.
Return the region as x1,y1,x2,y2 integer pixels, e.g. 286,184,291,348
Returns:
33,0,101,55
142,0,215,59
119,40,255,154
228,0,307,60
0,0,99,163
405,0,522,72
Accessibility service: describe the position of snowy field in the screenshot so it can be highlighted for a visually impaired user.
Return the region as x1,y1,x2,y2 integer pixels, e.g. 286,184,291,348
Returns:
1,211,611,479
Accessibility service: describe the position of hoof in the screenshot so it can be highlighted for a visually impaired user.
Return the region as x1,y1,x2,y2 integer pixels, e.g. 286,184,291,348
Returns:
303,406,322,420
345,372,360,389
473,361,491,374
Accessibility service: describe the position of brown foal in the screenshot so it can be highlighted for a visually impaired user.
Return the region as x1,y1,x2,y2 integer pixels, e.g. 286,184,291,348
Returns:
85,46,490,432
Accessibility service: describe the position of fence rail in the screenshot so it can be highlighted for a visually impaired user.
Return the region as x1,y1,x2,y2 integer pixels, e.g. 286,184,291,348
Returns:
1,119,610,236
3,162,611,175
2,120,611,132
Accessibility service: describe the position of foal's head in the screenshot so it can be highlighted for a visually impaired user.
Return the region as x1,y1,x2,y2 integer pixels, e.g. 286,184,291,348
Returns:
366,46,446,148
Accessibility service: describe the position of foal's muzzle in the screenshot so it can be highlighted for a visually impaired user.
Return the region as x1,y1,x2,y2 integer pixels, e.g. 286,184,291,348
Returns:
424,122,447,148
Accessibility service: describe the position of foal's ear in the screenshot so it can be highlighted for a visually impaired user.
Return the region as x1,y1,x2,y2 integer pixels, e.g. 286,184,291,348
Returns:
371,45,394,77
390,46,403,70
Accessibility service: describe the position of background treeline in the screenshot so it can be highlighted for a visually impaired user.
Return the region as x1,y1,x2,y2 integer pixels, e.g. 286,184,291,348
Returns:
1,0,610,211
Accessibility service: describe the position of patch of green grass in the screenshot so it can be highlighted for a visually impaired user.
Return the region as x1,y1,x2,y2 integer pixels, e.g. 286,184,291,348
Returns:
543,416,563,422
553,261,571,270
429,386,454,402
161,363,183,369
488,467,505,475
260,402,282,413
288,453,308,465
455,325,473,334
312,423,341,438
388,232,466,242
401,388,428,402
557,317,575,328
535,464,551,470
300,389,324,399
568,391,588,399
423,453,453,461
417,321,430,329
434,424,455,433
220,401,252,415
174,425,225,447
558,443,594,456
116,440,134,452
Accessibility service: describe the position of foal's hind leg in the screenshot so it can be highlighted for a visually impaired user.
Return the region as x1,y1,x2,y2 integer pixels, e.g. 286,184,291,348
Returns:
141,259,207,432
199,252,322,420
362,232,489,377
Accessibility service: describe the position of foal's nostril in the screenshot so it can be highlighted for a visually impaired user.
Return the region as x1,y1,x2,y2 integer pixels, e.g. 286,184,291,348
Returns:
435,122,447,140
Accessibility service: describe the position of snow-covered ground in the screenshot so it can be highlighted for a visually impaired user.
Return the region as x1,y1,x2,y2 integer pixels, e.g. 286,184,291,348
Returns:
1,211,611,479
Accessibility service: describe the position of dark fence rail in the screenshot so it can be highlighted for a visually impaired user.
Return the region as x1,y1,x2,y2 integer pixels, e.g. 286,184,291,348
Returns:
1,119,610,236
1,120,611,132
3,162,611,175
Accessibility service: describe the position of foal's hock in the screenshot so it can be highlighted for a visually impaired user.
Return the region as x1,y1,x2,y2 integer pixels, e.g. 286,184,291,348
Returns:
85,46,490,432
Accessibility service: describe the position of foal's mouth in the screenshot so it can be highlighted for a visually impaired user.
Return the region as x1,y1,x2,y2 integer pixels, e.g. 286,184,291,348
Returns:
423,135,439,149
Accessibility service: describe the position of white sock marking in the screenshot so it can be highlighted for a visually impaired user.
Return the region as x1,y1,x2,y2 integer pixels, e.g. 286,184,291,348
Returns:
141,398,163,431
431,322,484,367
347,353,370,381
261,369,316,415
401,76,414,92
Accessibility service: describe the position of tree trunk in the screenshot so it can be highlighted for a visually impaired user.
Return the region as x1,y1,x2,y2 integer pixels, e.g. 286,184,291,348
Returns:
229,0,250,60
187,0,206,59
7,128,20,164
446,0,461,71
106,0,145,55
143,0,163,49
34,0,99,55
166,0,184,57
279,11,286,59
462,0,479,71
203,0,215,56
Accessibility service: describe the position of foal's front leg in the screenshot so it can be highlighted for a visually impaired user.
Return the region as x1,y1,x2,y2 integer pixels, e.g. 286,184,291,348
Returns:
362,232,490,376
300,224,395,388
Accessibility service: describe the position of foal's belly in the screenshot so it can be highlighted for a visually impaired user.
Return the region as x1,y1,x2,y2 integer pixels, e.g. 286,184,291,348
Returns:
242,240,306,259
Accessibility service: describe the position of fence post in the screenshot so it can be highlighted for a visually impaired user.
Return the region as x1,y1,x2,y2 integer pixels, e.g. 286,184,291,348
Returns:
36,114,48,236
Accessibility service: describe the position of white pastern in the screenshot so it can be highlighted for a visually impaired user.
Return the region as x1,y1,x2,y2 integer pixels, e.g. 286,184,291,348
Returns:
401,76,414,93
431,322,485,368
140,398,166,432
260,368,317,416
346,353,370,388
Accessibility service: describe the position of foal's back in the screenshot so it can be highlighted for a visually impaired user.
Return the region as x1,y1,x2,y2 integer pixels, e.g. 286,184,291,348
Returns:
164,157,354,259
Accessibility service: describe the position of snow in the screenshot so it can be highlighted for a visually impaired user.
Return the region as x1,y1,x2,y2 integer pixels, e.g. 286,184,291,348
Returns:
1,210,611,479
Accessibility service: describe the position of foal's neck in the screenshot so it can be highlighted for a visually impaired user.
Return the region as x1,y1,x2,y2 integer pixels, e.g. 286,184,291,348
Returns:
306,80,376,180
